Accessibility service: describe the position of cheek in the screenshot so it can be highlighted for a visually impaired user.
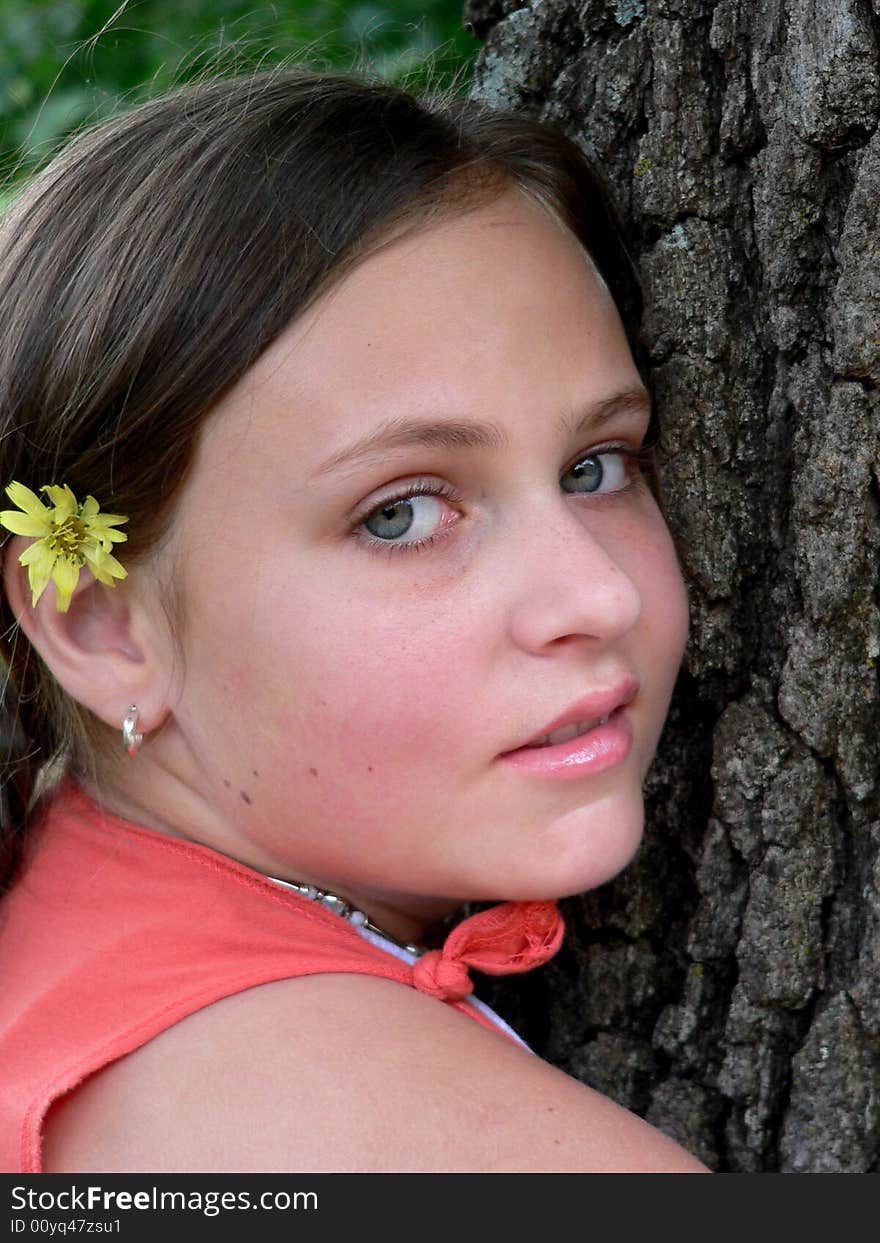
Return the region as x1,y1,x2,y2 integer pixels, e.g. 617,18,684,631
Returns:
629,524,690,697
607,509,688,670
656,536,690,662
258,592,469,775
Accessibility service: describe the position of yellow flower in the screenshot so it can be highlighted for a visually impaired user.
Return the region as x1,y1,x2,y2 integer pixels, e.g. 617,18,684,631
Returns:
0,482,128,612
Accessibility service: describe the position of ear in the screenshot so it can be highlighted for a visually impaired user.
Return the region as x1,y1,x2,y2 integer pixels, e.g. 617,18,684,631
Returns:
2,536,177,736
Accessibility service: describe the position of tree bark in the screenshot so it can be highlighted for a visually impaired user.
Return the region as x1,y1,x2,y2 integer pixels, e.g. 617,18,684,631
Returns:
465,0,880,1172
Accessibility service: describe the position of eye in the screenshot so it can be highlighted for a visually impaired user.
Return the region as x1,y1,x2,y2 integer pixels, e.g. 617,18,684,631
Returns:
561,450,632,495
353,480,461,557
364,493,443,542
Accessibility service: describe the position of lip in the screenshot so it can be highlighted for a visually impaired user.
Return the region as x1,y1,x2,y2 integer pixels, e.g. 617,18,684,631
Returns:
501,676,640,754
497,705,634,780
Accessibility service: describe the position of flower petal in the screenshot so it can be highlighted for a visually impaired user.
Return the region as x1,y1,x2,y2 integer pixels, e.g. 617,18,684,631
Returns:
84,548,127,585
87,521,128,546
5,482,49,521
79,495,100,519
23,547,55,608
18,539,54,568
0,510,50,538
50,556,81,612
41,484,76,520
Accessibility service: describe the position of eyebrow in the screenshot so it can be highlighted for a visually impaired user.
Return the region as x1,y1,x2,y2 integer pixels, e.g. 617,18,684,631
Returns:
311,386,652,479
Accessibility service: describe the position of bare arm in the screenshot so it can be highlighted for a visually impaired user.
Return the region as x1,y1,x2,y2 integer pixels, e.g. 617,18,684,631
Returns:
43,974,709,1173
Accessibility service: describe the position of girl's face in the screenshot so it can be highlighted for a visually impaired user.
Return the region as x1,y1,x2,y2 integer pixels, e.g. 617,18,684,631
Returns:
160,188,688,929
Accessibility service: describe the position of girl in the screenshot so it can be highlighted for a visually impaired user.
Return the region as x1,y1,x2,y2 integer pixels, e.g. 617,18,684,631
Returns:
0,69,705,1173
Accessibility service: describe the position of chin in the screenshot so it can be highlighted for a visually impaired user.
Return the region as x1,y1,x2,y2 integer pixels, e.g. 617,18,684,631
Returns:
510,789,646,902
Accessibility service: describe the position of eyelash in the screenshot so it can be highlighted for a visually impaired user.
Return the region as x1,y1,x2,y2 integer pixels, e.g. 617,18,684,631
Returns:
352,479,464,560
351,443,656,560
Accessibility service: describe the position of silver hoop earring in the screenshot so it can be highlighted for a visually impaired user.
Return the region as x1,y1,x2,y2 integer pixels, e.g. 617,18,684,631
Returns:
122,705,144,756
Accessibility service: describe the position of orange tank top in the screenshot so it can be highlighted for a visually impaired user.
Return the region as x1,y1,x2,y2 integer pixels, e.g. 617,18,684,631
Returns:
0,783,564,1172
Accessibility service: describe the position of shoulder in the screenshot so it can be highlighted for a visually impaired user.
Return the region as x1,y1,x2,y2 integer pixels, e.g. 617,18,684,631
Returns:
43,973,708,1173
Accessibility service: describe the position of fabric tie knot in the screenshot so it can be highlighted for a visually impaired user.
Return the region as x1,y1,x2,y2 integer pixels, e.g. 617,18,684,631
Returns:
412,950,474,1002
411,900,564,1003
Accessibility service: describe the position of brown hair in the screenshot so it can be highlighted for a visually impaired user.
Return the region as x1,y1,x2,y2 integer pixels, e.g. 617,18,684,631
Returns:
0,67,642,890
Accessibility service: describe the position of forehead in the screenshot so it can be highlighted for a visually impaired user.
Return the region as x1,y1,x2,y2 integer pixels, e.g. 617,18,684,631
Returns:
281,188,613,366
189,188,638,485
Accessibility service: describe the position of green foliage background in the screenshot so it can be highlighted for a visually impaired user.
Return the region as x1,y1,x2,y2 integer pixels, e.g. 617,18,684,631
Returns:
0,1,476,185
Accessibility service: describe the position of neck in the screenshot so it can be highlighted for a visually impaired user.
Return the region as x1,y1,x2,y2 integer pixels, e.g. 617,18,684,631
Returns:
262,873,459,953
266,869,463,948
74,767,462,948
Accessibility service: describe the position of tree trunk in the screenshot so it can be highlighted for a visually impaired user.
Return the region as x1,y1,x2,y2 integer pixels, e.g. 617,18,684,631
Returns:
465,0,880,1172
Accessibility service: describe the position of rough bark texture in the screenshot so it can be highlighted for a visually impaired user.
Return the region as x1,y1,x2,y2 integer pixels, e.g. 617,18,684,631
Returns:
464,0,880,1172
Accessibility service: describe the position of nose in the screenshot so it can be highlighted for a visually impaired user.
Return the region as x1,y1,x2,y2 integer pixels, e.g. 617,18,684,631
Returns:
506,503,643,653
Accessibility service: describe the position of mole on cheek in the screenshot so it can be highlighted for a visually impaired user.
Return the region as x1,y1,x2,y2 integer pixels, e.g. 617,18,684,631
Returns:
223,779,231,789
251,769,260,778
309,767,318,777
240,791,252,805
367,766,373,773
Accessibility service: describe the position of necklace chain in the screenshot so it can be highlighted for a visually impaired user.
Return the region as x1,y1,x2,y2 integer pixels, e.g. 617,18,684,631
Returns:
264,874,424,956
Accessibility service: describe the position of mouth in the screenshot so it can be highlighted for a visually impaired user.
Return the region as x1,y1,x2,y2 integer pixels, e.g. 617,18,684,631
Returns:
524,706,619,749
496,703,634,779
501,677,639,756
